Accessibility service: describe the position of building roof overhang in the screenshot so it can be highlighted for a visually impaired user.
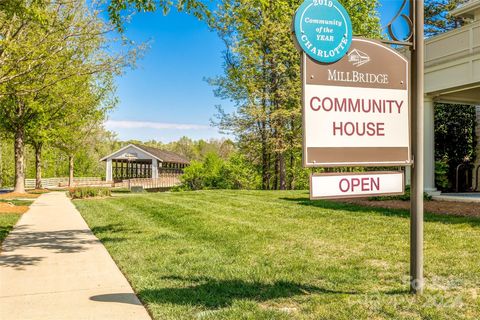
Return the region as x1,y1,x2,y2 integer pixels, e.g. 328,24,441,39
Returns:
451,0,480,19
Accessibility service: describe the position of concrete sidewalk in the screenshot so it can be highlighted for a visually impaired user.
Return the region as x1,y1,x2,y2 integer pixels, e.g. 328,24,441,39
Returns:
0,192,151,320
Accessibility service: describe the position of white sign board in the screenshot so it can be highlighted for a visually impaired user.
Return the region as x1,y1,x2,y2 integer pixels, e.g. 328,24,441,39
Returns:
310,171,404,200
303,38,410,167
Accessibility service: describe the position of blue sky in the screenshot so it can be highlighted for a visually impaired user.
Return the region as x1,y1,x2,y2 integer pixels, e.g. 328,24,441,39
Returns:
105,0,409,143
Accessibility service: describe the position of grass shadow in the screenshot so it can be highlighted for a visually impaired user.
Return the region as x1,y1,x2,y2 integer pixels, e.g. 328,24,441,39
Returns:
280,197,480,227
90,223,134,244
91,223,128,234
0,225,15,244
138,276,407,309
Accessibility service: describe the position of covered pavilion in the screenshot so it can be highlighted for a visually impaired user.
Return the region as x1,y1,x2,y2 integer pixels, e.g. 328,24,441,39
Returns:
100,144,189,182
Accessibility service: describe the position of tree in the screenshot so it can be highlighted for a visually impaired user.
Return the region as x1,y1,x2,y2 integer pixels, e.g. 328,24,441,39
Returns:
24,71,115,189
54,113,110,188
25,110,51,189
106,0,210,31
425,0,469,37
209,0,381,190
0,1,134,193
53,73,116,187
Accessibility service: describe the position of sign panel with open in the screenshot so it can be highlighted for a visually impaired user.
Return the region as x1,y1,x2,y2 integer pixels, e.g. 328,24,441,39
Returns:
310,171,405,200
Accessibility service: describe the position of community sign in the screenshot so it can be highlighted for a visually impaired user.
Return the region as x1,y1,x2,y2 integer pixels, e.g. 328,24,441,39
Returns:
301,37,410,167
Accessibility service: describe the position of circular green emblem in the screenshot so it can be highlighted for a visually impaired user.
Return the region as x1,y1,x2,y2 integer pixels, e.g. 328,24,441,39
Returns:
294,0,353,63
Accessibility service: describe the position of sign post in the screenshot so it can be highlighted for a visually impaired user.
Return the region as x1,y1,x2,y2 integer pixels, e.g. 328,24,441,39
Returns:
293,0,424,294
410,0,425,295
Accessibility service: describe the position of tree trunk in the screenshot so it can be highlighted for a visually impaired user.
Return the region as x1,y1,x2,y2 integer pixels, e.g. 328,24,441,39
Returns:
68,155,74,187
35,144,43,189
260,51,270,191
14,127,26,193
279,152,286,190
288,152,294,190
261,126,269,190
0,139,3,188
266,152,271,190
273,153,279,190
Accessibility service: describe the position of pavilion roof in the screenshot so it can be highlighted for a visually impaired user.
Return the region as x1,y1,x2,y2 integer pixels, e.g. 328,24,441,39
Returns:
133,144,190,164
101,144,190,164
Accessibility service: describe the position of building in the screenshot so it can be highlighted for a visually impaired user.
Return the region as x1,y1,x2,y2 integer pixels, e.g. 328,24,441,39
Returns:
101,144,189,182
423,0,480,194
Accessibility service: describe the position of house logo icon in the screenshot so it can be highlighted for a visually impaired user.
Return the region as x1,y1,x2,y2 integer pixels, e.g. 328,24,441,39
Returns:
348,49,370,67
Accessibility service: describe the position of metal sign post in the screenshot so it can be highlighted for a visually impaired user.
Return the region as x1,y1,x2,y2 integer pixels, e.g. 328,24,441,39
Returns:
410,0,425,295
380,0,425,296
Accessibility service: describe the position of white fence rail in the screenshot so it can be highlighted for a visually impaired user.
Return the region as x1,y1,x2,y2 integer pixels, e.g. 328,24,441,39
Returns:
25,175,181,190
116,174,182,190
25,177,102,189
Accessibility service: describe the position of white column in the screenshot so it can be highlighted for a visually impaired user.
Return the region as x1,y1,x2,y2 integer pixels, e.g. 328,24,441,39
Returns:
424,96,438,194
474,106,480,189
106,159,113,182
152,159,158,179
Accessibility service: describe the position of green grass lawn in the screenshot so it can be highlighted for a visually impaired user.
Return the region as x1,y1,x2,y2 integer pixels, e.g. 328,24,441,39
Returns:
75,190,480,320
0,213,21,247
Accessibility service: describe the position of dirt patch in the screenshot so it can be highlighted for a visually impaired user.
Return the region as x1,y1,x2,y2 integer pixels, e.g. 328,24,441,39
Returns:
0,202,29,214
0,192,41,200
337,199,480,218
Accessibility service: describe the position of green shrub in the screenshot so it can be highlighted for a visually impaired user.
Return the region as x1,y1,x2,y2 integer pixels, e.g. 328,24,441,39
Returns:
435,103,477,191
69,187,111,199
179,152,261,191
369,185,432,201
180,160,206,190
435,158,450,191
222,153,261,189
111,188,132,194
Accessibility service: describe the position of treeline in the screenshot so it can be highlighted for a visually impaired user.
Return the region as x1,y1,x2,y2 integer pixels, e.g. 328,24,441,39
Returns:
202,0,468,191
2,0,468,192
0,1,139,192
0,130,116,187
207,0,381,190
0,135,238,188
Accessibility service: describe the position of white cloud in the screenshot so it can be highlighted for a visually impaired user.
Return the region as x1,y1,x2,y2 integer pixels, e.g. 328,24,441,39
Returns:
105,120,210,130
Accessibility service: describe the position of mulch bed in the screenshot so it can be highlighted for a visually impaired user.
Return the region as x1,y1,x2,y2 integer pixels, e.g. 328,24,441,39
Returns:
337,198,480,218
0,192,41,200
0,202,29,214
